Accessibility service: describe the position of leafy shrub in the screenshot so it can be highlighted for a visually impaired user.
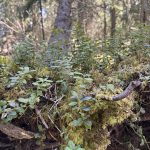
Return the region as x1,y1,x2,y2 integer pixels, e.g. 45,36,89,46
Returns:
0,26,150,150
71,27,99,72
12,37,46,68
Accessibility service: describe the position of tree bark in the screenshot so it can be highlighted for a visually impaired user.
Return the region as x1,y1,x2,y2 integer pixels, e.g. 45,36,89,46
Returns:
47,0,73,52
103,1,107,39
140,0,149,25
110,7,116,37
39,0,45,40
78,0,85,29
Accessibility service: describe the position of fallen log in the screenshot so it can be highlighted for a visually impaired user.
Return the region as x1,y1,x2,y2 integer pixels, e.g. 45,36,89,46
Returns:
0,123,35,139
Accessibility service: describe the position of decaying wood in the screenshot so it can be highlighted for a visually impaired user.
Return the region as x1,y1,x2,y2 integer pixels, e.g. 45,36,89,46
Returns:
0,123,35,139
112,80,141,101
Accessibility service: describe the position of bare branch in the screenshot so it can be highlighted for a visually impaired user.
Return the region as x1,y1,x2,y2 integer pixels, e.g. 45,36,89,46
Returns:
112,80,141,101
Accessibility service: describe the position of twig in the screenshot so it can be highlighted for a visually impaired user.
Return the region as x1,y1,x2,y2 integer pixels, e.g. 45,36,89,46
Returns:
35,106,49,129
47,115,62,134
48,131,58,141
49,95,64,112
0,21,18,33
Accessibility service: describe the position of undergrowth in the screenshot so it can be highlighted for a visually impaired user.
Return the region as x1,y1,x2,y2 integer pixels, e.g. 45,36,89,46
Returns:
0,26,150,150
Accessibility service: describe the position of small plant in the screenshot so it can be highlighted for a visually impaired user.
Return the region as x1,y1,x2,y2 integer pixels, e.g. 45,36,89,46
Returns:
71,27,98,72
65,140,85,150
32,77,53,96
8,66,35,88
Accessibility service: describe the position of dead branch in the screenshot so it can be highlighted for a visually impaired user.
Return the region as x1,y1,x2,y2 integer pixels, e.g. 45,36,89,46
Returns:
112,80,141,101
35,106,49,129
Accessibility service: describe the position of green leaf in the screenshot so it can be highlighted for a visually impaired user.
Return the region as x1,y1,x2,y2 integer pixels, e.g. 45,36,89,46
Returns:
106,84,114,92
84,120,92,130
84,78,93,83
73,76,82,79
73,72,83,76
0,101,7,106
32,82,39,86
23,66,30,72
9,111,17,116
22,79,27,84
69,72,74,76
68,140,75,148
27,74,32,78
18,98,29,104
0,107,2,113
81,107,91,111
56,80,64,83
99,85,106,90
79,84,86,89
71,95,78,101
71,91,78,97
71,118,82,127
77,148,85,150
38,125,43,132
65,147,72,150
69,102,78,106
80,96,92,101
15,107,25,114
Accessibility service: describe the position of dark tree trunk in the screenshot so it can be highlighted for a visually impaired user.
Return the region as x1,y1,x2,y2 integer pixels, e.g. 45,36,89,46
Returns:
39,0,45,40
48,0,73,52
140,0,149,25
110,7,116,37
103,1,107,39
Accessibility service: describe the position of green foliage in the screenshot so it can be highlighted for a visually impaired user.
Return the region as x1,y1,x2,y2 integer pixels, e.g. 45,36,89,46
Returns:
102,26,150,61
12,37,46,68
71,27,99,72
65,140,85,150
0,26,150,149
8,66,35,88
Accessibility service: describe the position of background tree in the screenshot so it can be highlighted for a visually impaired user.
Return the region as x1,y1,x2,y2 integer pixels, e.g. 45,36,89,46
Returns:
48,0,73,52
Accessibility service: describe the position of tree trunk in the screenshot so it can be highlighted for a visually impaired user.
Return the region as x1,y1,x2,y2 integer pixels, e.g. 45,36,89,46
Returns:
77,0,85,29
77,0,93,34
140,0,149,25
110,7,116,37
48,0,73,52
103,1,107,39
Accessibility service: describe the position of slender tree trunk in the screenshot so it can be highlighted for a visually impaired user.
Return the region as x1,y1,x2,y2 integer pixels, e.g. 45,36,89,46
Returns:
103,1,107,39
110,7,116,37
77,0,93,34
122,0,132,34
48,0,73,52
77,0,84,29
39,0,45,40
140,0,148,25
